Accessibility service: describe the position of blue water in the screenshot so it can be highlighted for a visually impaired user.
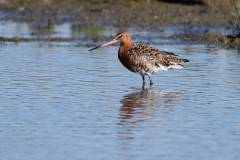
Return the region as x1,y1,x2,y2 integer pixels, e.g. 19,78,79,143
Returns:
0,23,240,160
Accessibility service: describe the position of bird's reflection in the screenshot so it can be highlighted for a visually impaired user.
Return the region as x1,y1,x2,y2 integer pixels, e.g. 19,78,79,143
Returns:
119,88,182,123
118,88,182,140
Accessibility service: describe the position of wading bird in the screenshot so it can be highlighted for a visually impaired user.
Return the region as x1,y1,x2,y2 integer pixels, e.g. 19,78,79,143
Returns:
89,31,189,88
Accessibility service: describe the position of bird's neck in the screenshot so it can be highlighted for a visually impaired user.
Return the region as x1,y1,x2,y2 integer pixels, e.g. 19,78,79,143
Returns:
119,40,132,54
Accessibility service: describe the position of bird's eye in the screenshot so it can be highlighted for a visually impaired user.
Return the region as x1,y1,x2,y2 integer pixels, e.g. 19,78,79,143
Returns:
117,35,123,39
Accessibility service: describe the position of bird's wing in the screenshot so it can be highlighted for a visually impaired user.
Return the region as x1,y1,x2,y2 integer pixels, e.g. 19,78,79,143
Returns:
131,43,187,67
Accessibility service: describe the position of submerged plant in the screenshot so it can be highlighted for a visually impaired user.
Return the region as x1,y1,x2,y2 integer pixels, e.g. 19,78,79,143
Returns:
228,0,240,35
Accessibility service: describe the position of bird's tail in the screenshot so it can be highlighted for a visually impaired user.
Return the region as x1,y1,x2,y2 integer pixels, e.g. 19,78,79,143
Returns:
182,59,189,63
167,58,189,69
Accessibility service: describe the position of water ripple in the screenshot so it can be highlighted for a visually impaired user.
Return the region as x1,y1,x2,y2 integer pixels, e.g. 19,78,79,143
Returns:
0,43,239,160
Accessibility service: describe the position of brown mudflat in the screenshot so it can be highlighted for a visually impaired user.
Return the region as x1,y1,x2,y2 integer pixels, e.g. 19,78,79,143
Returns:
0,0,239,48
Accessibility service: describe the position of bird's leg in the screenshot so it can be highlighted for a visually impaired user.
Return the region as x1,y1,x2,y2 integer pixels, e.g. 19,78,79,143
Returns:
142,75,146,89
147,74,153,86
142,75,146,85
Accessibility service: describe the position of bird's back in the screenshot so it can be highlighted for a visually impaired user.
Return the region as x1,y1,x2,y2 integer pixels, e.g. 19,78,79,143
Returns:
118,43,189,75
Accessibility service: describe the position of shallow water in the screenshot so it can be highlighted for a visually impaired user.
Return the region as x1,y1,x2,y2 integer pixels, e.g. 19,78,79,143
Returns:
0,21,233,39
0,24,240,160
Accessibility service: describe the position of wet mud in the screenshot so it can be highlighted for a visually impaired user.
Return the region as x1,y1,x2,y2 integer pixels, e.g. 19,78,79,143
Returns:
0,0,239,48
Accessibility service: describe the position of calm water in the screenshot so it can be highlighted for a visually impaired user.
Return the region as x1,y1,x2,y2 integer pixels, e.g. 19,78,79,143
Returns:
0,22,240,160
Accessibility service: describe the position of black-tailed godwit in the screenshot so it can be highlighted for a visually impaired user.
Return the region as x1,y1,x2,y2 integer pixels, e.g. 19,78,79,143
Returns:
89,31,189,87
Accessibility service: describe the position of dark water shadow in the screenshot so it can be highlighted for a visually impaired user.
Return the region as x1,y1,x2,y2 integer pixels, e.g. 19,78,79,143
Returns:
29,23,54,37
158,0,204,5
71,24,105,39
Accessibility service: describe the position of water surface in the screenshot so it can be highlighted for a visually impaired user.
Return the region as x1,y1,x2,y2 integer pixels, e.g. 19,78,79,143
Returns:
0,36,240,159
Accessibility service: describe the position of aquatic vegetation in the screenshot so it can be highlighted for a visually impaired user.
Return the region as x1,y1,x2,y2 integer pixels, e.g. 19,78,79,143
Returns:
228,0,240,34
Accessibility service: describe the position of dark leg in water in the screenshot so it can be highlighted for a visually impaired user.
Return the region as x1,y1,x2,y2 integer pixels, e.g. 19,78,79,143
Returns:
142,75,146,84
142,75,146,89
147,75,153,86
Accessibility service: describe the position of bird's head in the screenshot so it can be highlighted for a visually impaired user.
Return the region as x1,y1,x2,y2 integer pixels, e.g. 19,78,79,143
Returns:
89,31,132,51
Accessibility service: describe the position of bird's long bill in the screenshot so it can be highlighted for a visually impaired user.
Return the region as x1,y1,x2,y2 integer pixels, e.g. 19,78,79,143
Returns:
89,38,118,51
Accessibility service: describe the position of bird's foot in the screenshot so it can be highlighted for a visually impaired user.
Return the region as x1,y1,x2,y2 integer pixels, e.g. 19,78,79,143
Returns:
150,81,153,86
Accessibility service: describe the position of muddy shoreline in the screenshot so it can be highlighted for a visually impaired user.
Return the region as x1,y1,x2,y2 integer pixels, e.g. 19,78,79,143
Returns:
0,0,239,49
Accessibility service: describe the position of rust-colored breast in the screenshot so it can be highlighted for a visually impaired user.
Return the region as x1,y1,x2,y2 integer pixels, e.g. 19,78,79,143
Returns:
118,44,149,73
